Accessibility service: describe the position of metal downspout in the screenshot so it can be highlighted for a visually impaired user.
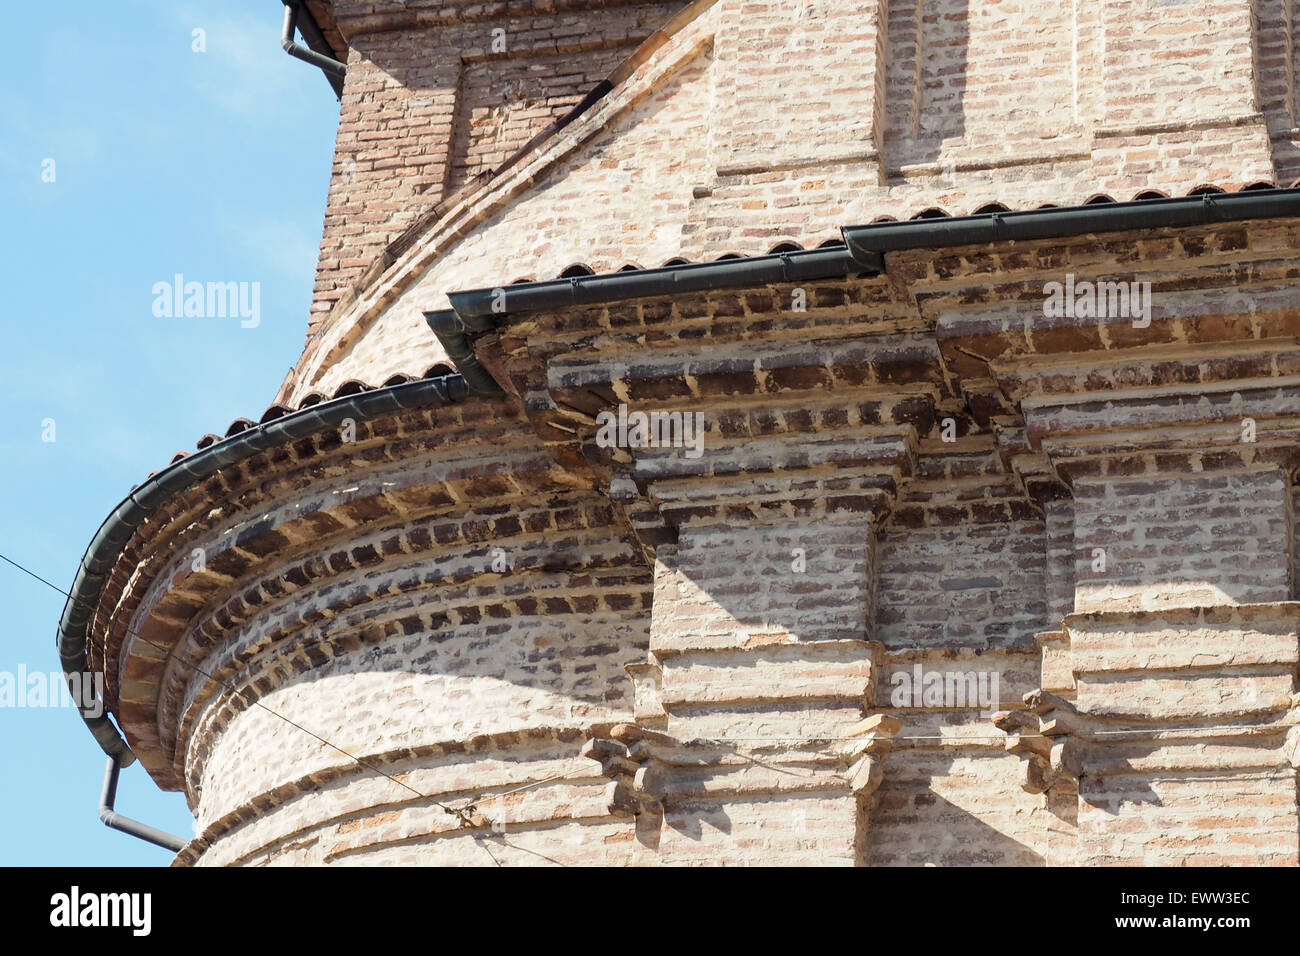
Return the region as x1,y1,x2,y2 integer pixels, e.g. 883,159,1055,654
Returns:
424,310,504,394
281,1,345,99
58,377,470,851
98,754,187,853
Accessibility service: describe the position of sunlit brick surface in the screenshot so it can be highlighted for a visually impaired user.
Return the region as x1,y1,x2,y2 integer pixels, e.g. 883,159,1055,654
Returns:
82,0,1300,865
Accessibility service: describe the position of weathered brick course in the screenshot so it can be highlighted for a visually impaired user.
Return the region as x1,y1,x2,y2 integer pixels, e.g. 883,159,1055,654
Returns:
74,0,1300,865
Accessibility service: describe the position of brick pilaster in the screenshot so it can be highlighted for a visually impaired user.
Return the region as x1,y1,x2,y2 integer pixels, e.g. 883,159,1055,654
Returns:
601,430,914,863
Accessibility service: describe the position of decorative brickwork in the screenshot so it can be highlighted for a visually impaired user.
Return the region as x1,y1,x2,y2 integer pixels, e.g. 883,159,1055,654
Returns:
67,0,1300,865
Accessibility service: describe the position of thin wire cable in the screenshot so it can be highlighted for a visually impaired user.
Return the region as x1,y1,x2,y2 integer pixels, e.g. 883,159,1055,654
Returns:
476,838,502,867
674,721,1298,742
13,544,1285,753
7,549,1296,853
476,765,597,804
2,549,500,849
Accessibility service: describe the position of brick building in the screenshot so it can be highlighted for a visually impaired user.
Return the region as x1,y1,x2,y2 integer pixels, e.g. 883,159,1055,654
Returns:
60,0,1300,865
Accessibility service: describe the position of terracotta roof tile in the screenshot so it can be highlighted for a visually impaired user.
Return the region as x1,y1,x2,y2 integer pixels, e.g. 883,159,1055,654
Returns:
141,370,470,484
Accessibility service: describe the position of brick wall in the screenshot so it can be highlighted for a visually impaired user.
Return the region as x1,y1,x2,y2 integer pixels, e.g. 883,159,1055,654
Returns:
876,519,1047,650
883,0,1077,168
286,0,1298,402
79,0,1300,867
447,46,634,193
641,506,882,863
661,515,875,645
1055,606,1300,866
714,0,887,170
1072,469,1293,613
1077,772,1299,866
291,9,717,398
307,0,681,339
867,646,1050,866
867,749,1052,866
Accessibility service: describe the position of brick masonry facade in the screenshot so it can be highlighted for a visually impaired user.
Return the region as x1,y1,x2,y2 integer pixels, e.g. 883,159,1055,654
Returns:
77,0,1300,865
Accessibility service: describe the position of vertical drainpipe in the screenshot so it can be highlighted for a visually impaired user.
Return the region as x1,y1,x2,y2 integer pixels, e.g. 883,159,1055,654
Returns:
98,754,188,853
281,0,346,99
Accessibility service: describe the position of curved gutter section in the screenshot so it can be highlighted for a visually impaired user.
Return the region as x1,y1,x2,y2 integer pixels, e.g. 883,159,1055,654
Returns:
281,0,346,99
57,374,471,764
424,310,503,394
99,754,187,853
445,245,883,320
841,188,1300,263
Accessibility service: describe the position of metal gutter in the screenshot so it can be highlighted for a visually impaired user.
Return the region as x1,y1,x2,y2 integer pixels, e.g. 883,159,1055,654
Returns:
99,754,187,853
424,311,503,395
281,0,345,99
432,246,881,391
58,374,470,772
430,187,1300,400
445,245,882,320
841,188,1300,262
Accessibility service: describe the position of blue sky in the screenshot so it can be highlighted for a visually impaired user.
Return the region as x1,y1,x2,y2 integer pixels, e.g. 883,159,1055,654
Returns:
0,0,340,864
